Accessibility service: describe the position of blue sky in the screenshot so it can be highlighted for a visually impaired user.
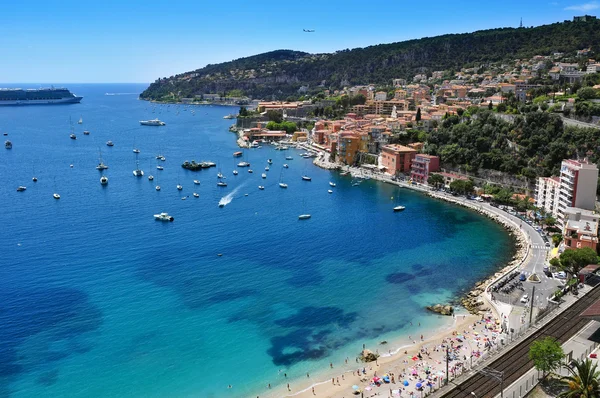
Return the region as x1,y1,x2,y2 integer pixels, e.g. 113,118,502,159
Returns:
1,0,598,84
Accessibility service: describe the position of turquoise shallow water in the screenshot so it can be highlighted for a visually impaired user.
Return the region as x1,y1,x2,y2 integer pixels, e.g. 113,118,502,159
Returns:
0,84,514,397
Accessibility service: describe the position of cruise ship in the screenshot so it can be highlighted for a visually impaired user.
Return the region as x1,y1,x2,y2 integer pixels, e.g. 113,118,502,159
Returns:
0,87,82,105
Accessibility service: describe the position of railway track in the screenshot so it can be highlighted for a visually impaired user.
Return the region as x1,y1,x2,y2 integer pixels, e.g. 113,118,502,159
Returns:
441,286,600,398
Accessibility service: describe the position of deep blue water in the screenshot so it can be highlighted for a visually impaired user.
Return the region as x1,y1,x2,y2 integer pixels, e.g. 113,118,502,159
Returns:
0,84,513,397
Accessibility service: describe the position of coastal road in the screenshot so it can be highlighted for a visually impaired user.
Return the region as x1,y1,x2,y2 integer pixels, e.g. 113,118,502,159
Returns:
439,284,600,398
560,115,600,129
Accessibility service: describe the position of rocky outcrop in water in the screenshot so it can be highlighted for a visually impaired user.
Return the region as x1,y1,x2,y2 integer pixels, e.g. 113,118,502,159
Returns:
426,304,454,316
359,349,380,362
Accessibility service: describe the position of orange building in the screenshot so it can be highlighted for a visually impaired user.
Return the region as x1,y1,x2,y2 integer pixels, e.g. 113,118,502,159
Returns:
381,144,417,175
338,132,362,165
563,207,599,251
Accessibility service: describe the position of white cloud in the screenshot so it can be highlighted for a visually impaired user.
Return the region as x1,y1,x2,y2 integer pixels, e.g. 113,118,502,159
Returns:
564,1,600,11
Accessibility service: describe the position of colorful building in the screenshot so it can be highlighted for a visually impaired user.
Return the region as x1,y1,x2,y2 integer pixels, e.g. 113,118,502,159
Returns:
410,154,440,183
380,144,417,175
563,207,599,251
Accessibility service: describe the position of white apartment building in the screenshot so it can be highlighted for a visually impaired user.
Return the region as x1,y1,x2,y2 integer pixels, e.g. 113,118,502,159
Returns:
536,159,598,226
535,176,561,215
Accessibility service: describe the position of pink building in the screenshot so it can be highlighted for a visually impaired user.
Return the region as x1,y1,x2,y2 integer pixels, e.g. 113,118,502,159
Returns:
410,154,440,183
381,144,417,175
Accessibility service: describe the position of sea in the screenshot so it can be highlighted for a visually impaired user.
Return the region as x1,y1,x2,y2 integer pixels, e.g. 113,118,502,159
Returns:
0,83,514,398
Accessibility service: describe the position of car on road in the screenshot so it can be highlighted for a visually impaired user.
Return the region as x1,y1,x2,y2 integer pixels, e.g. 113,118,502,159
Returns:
520,294,529,303
553,271,567,279
545,242,551,247
519,273,527,281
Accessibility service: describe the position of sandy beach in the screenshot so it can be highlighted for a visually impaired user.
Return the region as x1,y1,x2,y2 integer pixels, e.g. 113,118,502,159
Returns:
256,305,503,398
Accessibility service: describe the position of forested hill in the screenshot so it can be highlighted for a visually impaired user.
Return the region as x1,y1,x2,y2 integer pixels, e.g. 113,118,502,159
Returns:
140,19,600,100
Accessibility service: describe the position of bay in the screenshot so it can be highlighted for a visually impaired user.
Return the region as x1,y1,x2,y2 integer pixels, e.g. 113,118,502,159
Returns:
0,84,513,397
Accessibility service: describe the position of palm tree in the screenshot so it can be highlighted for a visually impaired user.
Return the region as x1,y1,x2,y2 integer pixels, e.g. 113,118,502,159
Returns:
558,359,600,398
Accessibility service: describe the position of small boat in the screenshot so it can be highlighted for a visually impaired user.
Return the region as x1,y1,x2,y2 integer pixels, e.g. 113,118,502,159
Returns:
302,176,312,181
159,156,165,161
328,189,333,193
148,175,154,181
70,134,77,140
193,180,200,185
70,164,74,168
217,181,227,187
261,173,267,179
83,130,90,135
217,172,224,178
233,151,243,157
352,182,360,186
100,176,108,185
154,212,174,221
176,184,183,190
329,182,336,187
283,164,289,168
78,116,83,124
248,169,253,173
393,206,406,212
285,156,293,160
223,114,236,119
279,183,288,188
265,166,270,171
193,192,199,198
340,171,349,176
32,177,38,182
53,193,60,199
156,154,164,160
133,148,140,154
298,214,311,220
96,162,109,170
258,185,265,190
16,186,26,192
267,159,273,164
237,161,250,167
140,119,166,126
5,140,12,149
133,160,144,177
157,165,164,170
156,185,161,191
181,196,187,200
233,170,238,175
106,141,114,147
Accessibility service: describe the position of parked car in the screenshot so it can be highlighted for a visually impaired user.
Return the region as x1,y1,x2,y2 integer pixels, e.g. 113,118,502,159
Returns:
519,273,527,281
520,294,529,303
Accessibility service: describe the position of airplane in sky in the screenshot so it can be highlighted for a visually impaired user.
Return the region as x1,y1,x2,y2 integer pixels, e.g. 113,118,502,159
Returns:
303,29,315,32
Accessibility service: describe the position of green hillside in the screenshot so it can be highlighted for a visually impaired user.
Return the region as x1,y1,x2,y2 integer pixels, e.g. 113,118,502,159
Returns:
140,19,600,100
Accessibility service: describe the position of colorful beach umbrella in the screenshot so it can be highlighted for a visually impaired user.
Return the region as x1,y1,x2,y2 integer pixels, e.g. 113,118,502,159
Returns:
352,385,359,390
403,380,409,386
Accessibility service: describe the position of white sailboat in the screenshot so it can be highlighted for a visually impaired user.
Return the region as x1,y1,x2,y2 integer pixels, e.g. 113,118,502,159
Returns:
279,168,288,188
96,149,109,170
78,116,83,124
298,200,311,220
133,155,144,177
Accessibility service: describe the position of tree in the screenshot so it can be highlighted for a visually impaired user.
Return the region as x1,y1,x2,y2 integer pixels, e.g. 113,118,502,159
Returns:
558,247,599,278
552,234,563,248
238,106,249,117
497,102,507,113
558,359,600,398
416,108,422,122
529,337,564,378
577,87,599,101
427,173,444,188
266,110,283,123
488,101,493,110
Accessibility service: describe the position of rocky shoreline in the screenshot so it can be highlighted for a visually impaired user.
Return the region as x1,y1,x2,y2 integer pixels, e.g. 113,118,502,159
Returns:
427,193,528,314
